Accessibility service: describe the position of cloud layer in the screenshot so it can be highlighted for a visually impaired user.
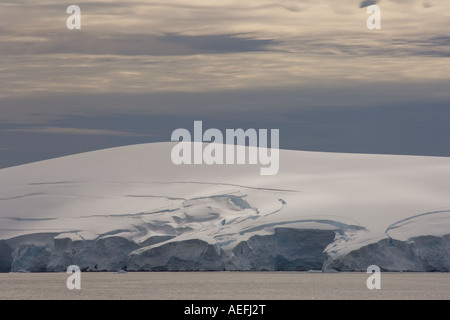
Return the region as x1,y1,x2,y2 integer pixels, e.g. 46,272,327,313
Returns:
1,0,449,107
0,0,449,166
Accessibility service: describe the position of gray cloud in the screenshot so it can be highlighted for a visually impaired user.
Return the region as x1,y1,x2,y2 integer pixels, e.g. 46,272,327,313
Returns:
3,97,450,169
2,79,450,124
0,33,275,56
3,127,146,137
279,34,450,58
360,0,381,8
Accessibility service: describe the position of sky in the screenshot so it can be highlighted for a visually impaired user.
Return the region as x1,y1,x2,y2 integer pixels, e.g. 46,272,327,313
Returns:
0,0,449,168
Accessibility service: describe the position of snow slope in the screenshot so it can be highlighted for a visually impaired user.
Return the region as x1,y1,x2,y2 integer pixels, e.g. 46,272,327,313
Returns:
1,142,450,272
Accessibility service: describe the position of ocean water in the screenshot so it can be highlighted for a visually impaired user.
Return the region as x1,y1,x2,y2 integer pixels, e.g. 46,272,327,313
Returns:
0,272,449,300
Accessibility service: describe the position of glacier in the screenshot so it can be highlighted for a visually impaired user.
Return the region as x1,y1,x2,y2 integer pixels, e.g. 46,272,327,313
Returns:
1,142,450,272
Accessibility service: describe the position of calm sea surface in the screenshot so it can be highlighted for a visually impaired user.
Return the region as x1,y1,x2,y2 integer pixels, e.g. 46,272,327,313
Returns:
0,272,449,300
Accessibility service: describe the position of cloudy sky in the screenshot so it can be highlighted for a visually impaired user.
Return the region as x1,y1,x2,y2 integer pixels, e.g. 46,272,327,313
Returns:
0,0,449,168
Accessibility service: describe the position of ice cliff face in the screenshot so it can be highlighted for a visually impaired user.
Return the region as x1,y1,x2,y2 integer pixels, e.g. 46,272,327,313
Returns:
1,142,450,272
3,228,450,272
325,235,450,272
